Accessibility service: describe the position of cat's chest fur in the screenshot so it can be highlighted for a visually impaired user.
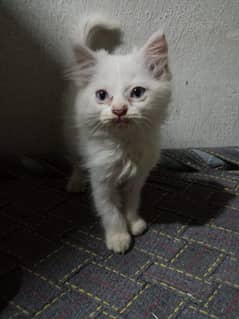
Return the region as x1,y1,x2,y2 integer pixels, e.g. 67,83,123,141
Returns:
84,131,159,183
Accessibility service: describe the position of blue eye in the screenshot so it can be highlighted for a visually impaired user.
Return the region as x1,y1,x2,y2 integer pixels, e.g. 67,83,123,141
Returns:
130,86,146,99
96,89,108,102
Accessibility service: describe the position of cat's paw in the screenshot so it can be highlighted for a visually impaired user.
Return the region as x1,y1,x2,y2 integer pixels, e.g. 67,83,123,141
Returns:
129,218,147,236
106,232,131,254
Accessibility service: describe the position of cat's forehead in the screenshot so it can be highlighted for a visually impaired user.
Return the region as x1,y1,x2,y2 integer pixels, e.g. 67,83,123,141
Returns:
94,53,147,88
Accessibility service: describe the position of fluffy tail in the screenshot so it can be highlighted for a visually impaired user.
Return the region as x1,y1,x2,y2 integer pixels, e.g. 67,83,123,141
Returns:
72,14,123,52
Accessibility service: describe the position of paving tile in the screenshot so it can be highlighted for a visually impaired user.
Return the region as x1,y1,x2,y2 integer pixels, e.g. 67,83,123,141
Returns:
123,284,182,319
35,215,75,241
11,186,67,215
140,263,216,302
6,269,61,315
94,308,124,319
0,304,27,319
33,245,91,282
211,207,239,233
105,249,151,277
210,191,239,208
158,193,217,222
36,291,99,319
151,210,189,236
48,196,95,225
172,242,221,277
135,229,185,260
1,205,44,228
65,231,110,259
208,284,239,319
182,225,239,256
68,263,142,310
175,305,214,319
0,228,59,265
212,256,239,285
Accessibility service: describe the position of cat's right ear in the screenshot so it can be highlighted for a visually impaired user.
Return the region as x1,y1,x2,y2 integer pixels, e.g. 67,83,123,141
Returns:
66,44,96,87
73,44,96,65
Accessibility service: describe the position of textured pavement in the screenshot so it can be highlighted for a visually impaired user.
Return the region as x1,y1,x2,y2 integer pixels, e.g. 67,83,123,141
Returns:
0,148,239,319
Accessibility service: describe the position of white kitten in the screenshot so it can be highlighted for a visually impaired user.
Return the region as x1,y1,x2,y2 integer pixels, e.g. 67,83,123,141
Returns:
66,15,171,253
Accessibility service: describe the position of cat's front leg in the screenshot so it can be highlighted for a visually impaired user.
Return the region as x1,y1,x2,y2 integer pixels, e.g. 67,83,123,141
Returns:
124,178,147,236
91,175,131,253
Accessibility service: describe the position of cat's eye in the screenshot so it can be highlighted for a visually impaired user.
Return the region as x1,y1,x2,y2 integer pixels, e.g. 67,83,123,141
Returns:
130,86,146,99
96,89,108,102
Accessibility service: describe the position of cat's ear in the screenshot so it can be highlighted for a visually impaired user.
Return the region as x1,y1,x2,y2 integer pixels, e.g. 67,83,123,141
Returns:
141,31,170,80
66,44,97,87
73,44,96,65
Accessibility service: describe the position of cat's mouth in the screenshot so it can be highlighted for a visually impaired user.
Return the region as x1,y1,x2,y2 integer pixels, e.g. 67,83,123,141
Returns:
101,115,138,129
113,117,129,127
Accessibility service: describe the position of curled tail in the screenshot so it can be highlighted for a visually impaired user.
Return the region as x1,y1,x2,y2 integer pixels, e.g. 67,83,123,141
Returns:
72,14,123,52
67,15,122,86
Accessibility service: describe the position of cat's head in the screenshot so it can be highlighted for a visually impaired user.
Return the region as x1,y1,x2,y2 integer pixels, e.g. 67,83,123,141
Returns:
69,31,171,133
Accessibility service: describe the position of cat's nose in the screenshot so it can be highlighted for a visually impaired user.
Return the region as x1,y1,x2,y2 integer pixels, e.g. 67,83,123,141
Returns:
112,105,128,117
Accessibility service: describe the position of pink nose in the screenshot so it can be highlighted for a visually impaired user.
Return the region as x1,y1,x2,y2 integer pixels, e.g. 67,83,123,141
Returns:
112,106,128,117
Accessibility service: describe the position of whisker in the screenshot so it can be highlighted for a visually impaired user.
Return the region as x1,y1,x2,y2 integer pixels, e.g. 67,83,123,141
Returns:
89,120,106,136
127,114,152,129
72,113,153,133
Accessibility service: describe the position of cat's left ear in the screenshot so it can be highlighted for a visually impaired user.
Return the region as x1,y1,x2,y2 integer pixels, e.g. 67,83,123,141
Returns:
141,31,170,80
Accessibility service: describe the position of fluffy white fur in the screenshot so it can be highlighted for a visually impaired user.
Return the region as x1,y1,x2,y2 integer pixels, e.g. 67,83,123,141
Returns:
66,15,171,253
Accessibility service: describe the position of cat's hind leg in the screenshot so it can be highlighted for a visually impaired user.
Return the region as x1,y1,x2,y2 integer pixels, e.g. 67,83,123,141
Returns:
67,166,88,193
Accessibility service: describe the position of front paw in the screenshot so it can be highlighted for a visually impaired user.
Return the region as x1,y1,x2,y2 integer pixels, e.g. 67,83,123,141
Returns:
106,232,131,254
129,218,147,236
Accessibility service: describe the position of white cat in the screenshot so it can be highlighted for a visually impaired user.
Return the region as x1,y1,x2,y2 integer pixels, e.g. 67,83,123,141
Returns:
66,15,171,253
